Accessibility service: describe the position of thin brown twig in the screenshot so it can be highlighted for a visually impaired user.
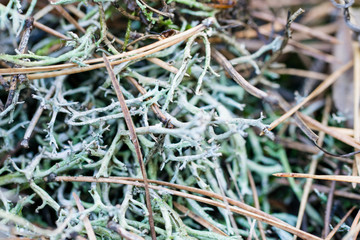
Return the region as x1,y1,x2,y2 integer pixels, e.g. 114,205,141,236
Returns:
52,4,86,33
267,61,353,132
353,42,360,183
108,221,145,240
322,167,339,237
270,68,328,80
273,172,360,184
173,202,227,236
344,220,360,240
348,208,360,240
303,126,354,137
2,31,199,80
4,17,34,110
33,4,54,21
247,170,266,240
102,54,156,240
214,163,240,237
21,85,56,148
0,3,69,40
278,138,319,154
275,178,360,200
293,95,331,240
300,113,360,149
64,5,181,75
212,48,360,156
226,163,256,231
125,76,174,127
72,192,96,240
1,21,208,76
211,47,271,102
34,21,68,39
287,38,338,64
324,206,356,240
251,11,340,44
137,0,174,18
54,175,322,240
113,5,141,21
127,34,161,47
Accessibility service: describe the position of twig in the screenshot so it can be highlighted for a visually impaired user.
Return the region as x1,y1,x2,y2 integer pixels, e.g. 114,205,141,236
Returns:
4,17,34,110
353,42,360,184
251,11,340,44
33,4,54,20
125,76,174,127
273,173,360,184
211,47,273,103
269,68,328,80
54,175,322,240
0,3,68,40
102,54,156,240
344,220,360,240
293,95,331,240
113,4,141,21
65,4,180,75
21,83,57,148
348,208,360,240
137,0,174,18
72,192,96,240
212,47,360,156
324,206,356,240
34,20,68,39
267,61,353,131
247,170,266,240
275,178,360,200
108,221,145,240
300,113,360,150
52,4,86,33
214,159,240,237
173,202,227,236
1,20,210,76
322,167,339,237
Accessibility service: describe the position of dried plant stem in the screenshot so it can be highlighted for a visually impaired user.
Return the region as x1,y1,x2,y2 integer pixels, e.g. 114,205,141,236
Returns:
348,208,360,240
276,178,360,200
251,11,339,44
267,61,353,131
324,206,356,240
33,4,54,20
0,21,208,75
33,20,68,39
52,4,85,33
247,170,266,240
108,221,145,240
353,42,360,181
273,173,360,184
270,68,328,80
0,208,72,237
64,4,181,75
126,76,174,127
344,219,360,240
300,113,360,149
173,202,227,236
137,0,174,18
72,192,96,240
21,81,59,147
0,3,68,40
211,47,269,101
54,175,322,240
322,167,339,237
293,95,331,240
102,54,156,240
